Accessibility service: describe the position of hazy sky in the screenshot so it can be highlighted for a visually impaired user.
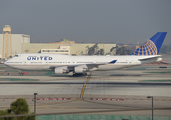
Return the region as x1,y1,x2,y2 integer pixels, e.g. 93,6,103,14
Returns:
0,0,171,44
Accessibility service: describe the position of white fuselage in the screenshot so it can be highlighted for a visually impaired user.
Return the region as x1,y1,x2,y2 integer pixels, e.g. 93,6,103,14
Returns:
4,53,162,73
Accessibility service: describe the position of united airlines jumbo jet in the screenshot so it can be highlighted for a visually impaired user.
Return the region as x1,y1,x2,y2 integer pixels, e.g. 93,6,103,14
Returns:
4,32,167,76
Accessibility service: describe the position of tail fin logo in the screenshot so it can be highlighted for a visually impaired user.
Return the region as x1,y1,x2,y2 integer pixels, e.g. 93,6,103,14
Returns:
131,40,157,55
131,32,167,56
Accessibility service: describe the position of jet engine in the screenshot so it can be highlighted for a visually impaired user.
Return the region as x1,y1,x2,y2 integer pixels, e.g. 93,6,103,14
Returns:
74,66,87,73
55,67,69,74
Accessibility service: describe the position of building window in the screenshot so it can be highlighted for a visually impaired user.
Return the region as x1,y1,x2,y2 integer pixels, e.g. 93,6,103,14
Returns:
25,50,29,53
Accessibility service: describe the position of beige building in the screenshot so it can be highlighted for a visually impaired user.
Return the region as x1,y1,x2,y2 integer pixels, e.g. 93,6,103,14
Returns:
0,25,116,59
0,34,30,58
22,42,116,55
0,34,116,57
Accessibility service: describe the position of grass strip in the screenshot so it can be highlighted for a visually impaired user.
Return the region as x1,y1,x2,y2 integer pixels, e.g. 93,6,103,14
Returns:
1,78,38,81
139,80,171,82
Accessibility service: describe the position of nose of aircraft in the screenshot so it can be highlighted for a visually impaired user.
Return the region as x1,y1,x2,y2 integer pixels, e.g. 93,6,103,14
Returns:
4,60,8,65
4,59,10,66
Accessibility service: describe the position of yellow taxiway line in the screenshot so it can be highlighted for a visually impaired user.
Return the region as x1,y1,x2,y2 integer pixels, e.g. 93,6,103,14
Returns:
80,72,92,100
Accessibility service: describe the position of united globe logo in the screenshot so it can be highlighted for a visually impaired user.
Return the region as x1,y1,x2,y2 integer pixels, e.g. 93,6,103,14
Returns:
132,40,157,55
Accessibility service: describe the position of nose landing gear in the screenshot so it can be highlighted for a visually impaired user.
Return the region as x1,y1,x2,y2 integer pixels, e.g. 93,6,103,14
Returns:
19,72,23,76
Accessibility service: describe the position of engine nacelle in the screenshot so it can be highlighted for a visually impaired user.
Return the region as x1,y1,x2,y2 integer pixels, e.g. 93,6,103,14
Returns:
55,67,68,74
74,67,87,73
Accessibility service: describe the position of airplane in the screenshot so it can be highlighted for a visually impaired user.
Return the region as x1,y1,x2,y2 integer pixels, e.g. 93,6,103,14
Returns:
4,32,167,76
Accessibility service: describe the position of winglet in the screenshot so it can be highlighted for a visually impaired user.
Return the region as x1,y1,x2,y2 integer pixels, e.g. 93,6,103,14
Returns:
131,32,167,55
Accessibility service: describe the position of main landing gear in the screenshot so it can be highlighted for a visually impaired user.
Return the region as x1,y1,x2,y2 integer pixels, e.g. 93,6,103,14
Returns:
73,73,87,77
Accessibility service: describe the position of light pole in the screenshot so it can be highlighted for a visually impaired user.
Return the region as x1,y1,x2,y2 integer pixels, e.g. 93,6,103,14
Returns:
147,96,153,120
34,93,38,113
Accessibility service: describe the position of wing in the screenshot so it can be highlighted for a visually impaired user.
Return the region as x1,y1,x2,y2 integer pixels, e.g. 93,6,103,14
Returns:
49,60,117,74
49,62,107,70
49,59,117,70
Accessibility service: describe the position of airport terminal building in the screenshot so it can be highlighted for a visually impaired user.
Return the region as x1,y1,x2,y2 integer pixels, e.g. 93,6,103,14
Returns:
0,35,116,58
0,25,116,59
22,41,116,55
0,34,30,58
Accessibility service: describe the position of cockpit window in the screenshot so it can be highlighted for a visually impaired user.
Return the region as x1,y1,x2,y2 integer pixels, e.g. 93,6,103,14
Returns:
14,55,18,57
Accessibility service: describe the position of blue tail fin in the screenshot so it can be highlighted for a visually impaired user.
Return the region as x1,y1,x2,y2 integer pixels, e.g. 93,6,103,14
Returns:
131,32,167,55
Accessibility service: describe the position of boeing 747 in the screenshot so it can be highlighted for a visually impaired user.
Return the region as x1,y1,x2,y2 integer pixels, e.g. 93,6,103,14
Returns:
4,32,167,76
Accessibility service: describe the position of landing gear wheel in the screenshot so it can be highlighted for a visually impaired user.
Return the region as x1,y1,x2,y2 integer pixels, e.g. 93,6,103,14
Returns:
73,73,80,77
83,73,87,76
73,73,87,77
20,73,23,76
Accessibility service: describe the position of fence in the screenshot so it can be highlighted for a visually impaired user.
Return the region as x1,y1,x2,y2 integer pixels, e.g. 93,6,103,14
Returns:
37,114,171,120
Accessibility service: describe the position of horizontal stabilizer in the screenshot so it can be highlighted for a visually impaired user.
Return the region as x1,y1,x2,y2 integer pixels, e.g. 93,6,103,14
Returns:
138,56,161,61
